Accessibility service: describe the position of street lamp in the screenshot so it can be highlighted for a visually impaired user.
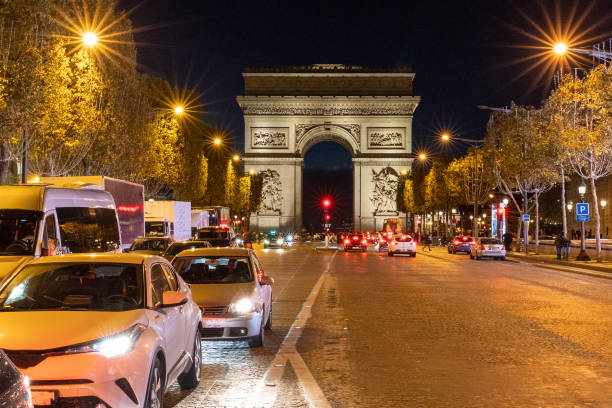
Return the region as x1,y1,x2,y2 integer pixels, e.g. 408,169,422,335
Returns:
576,184,590,261
82,32,98,47
401,169,408,175
233,155,240,162
418,153,427,161
249,169,255,175
440,132,450,142
173,106,184,115
503,198,509,206
553,42,568,55
213,138,222,145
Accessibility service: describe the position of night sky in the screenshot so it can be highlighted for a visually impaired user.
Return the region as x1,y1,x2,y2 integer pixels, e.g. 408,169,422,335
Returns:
117,0,610,229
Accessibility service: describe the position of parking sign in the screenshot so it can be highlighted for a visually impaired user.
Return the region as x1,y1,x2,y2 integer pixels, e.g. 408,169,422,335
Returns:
522,214,530,222
576,203,589,222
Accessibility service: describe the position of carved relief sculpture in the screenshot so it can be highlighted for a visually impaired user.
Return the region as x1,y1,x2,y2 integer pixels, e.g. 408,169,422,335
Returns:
259,170,283,215
241,102,418,116
251,127,288,148
367,127,405,148
370,167,399,214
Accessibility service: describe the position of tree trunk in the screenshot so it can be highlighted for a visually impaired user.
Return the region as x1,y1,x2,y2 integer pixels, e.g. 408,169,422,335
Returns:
561,167,567,239
589,175,601,259
535,191,540,254
0,143,9,185
516,214,522,252
523,186,529,254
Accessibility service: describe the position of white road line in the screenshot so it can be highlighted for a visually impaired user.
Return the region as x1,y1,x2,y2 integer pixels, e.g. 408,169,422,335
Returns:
250,252,336,408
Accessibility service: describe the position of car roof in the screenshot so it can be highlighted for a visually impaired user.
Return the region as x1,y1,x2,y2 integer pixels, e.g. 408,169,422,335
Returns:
26,253,163,265
173,247,252,258
170,240,210,245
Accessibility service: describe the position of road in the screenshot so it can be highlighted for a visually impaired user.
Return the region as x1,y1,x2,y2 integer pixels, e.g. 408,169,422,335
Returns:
165,243,612,407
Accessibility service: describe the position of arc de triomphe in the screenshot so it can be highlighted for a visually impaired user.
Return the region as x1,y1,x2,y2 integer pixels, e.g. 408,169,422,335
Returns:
237,64,420,233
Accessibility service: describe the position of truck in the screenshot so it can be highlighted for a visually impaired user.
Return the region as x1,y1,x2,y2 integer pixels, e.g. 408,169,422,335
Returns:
39,176,145,251
383,218,403,235
197,206,230,227
191,209,210,237
145,200,191,242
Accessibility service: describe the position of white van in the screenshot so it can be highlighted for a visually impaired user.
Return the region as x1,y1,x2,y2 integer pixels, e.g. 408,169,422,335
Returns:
0,185,121,279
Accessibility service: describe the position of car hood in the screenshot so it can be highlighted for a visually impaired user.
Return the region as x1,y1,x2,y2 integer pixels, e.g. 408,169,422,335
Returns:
0,309,145,350
190,282,256,306
0,256,33,281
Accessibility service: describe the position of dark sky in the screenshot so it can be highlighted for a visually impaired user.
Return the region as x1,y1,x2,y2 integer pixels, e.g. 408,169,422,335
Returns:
117,0,610,155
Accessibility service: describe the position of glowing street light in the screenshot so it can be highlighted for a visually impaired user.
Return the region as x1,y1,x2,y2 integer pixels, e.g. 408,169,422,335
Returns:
233,155,240,162
601,199,607,209
440,132,450,142
418,153,427,161
249,170,255,175
174,106,184,115
401,169,408,175
553,42,568,55
213,138,222,145
82,32,98,47
503,198,509,206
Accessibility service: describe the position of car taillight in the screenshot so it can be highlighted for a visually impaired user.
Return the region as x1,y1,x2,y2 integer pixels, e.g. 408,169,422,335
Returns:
345,239,350,244
479,245,485,250
472,240,477,244
361,239,367,244
454,240,460,245
353,236,359,240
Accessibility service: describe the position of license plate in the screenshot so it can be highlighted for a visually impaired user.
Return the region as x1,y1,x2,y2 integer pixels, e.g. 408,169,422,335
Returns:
32,390,58,406
203,318,225,327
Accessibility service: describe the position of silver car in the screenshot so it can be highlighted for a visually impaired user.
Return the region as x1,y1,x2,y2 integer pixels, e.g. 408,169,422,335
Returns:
470,237,506,260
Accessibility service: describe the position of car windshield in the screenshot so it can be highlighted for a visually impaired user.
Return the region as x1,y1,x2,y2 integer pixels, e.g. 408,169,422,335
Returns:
481,239,502,245
131,239,168,251
0,210,40,255
165,242,210,256
196,230,228,239
145,222,165,236
0,262,144,311
173,256,252,284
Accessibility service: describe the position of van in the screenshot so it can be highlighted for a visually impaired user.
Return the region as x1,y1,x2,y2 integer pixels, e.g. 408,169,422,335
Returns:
0,185,121,278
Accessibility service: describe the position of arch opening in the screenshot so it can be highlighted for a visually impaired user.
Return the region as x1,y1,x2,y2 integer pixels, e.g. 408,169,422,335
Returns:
302,141,353,233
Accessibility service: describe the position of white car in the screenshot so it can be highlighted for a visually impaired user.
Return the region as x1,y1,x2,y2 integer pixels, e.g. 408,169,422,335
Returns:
388,235,417,257
0,253,202,408
470,237,507,260
172,248,273,347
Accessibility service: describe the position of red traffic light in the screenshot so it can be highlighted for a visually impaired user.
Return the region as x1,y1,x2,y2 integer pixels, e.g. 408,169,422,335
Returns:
322,198,331,208
325,214,331,221
497,207,505,215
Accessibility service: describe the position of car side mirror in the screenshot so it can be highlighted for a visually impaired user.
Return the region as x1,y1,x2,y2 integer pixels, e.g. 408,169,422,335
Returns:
161,291,187,307
260,276,274,286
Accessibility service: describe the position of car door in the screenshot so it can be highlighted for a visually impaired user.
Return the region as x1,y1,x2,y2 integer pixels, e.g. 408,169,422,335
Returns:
251,253,271,320
162,263,193,349
149,262,185,373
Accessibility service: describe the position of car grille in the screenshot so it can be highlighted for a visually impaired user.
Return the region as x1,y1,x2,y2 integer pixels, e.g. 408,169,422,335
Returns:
200,327,224,338
201,305,226,315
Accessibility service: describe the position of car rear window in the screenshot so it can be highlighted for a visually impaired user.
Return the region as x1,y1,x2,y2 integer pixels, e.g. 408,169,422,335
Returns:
398,236,412,242
481,239,502,245
166,242,210,256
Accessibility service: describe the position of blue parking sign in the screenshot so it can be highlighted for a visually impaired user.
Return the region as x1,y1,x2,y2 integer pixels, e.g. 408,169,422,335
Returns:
576,203,589,216
522,214,530,222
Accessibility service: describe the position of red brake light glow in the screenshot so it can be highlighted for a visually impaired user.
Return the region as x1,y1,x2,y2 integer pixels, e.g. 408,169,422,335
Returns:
362,239,367,244
454,240,460,245
345,239,350,244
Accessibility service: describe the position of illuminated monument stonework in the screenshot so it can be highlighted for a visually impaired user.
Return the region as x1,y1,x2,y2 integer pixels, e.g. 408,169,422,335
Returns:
237,64,420,232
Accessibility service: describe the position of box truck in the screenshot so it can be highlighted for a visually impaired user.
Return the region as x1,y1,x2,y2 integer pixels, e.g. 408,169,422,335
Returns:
39,176,145,250
145,200,191,242
191,209,210,237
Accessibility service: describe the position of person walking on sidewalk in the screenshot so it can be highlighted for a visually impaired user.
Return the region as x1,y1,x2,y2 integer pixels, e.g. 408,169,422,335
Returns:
563,236,571,261
423,234,432,251
555,234,564,260
502,231,513,252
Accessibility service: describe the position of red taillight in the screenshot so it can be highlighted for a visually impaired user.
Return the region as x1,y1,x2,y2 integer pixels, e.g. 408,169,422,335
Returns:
462,236,468,241
379,240,385,244
479,245,485,250
472,240,477,245
454,240,460,245
353,236,359,240
345,239,350,244
361,239,367,244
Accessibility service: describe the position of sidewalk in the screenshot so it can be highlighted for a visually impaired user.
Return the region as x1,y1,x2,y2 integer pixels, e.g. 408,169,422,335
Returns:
506,250,612,277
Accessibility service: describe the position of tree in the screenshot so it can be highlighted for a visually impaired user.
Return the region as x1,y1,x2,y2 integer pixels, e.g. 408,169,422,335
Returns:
548,65,612,258
249,173,264,213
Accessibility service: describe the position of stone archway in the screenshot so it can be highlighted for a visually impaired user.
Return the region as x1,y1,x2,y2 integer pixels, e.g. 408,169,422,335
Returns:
238,64,420,233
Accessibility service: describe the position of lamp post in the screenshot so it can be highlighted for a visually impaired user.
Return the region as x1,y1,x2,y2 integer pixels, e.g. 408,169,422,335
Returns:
601,199,607,238
576,184,590,261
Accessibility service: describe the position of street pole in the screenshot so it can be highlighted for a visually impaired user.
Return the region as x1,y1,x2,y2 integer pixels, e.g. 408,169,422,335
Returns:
576,188,591,261
21,128,27,184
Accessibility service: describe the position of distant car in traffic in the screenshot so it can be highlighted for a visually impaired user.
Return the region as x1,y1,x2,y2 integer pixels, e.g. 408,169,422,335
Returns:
172,248,273,347
127,236,173,255
195,226,235,247
264,230,286,249
389,234,417,257
448,235,476,254
0,253,202,408
0,349,32,408
163,240,212,262
344,233,367,252
470,237,506,260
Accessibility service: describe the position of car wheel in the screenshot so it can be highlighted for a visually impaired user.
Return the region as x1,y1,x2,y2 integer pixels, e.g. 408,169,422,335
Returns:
178,329,202,390
264,303,272,330
144,356,164,408
248,312,265,348
501,256,506,261
412,253,416,257
388,252,394,256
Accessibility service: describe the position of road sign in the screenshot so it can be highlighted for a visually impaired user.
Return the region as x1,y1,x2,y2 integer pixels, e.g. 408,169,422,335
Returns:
576,203,589,216
522,214,530,222
576,214,590,222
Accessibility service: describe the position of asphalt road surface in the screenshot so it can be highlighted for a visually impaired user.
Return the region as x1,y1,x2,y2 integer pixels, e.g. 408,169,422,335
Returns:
165,243,612,407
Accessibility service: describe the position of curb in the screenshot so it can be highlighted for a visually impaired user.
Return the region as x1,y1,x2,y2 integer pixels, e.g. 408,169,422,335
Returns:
507,254,612,275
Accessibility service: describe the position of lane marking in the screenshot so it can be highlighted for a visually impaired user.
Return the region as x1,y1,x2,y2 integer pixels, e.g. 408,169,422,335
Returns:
251,252,336,408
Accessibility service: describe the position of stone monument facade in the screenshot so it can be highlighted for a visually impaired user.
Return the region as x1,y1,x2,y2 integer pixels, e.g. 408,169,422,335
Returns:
237,64,420,233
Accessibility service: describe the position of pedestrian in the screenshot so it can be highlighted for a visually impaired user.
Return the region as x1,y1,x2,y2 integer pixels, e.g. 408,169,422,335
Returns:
555,234,563,260
423,234,432,251
563,235,571,261
502,231,513,252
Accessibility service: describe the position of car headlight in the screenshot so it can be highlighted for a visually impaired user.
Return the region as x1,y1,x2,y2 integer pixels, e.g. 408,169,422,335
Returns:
286,235,294,242
236,239,242,244
56,324,146,358
228,298,255,314
277,238,283,244
264,239,270,244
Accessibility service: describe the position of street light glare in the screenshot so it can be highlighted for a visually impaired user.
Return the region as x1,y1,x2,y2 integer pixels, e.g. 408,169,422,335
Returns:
418,153,427,161
233,155,240,161
553,42,568,55
174,106,184,115
213,138,222,145
441,133,450,142
83,32,98,46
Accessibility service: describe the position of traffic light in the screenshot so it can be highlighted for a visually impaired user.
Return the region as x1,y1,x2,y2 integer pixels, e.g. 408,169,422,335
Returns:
325,214,331,221
497,207,505,216
322,198,331,209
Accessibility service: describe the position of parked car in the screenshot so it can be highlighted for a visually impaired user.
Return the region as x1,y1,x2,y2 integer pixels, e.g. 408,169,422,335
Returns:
448,235,476,254
344,233,367,252
470,237,506,260
0,349,32,408
163,240,212,262
0,253,202,408
389,235,417,257
172,248,273,347
195,226,235,247
127,237,173,255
